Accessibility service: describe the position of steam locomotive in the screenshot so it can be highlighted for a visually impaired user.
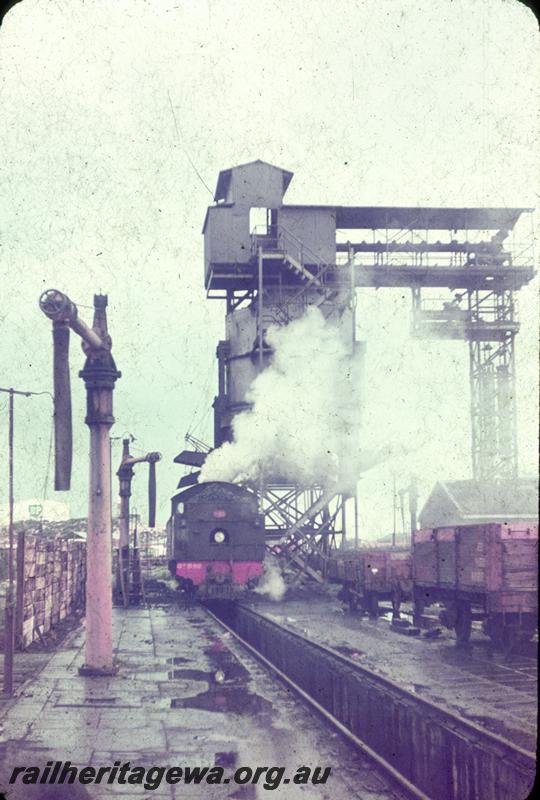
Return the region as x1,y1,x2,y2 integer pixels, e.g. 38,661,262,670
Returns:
166,481,266,600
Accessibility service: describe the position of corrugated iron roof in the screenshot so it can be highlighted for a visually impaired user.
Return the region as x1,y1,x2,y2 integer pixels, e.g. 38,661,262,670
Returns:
420,478,539,527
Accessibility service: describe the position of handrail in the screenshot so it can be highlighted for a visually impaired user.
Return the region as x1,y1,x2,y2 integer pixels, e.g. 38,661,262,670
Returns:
251,223,344,312
251,223,333,277
276,226,339,302
277,225,323,267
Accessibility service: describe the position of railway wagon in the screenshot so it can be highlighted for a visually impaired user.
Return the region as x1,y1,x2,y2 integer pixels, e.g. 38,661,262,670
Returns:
327,547,412,617
167,481,266,600
413,522,538,645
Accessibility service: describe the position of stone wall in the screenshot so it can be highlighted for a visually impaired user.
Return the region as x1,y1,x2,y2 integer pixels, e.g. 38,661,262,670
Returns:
16,531,86,648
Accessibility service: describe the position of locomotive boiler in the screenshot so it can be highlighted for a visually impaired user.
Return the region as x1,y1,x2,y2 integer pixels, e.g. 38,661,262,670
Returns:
167,481,265,600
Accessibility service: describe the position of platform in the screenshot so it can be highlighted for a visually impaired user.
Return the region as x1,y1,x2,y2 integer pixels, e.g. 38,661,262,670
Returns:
0,599,407,800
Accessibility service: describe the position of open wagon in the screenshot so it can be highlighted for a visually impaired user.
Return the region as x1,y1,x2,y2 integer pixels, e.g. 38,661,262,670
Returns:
413,522,538,645
328,546,412,617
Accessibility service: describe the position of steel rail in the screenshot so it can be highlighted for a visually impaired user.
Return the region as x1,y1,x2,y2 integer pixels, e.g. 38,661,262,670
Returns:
203,605,431,800
236,604,536,763
379,602,538,694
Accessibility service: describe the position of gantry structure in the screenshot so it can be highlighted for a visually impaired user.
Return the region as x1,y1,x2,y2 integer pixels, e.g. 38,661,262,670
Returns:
176,160,534,575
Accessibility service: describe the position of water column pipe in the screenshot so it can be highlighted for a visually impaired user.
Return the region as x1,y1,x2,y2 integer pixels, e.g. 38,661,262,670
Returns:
116,439,161,606
39,290,121,675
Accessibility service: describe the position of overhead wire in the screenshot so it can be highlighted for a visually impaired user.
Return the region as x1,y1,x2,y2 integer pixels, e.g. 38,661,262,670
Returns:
0,387,54,525
185,356,215,439
167,90,214,198
41,411,54,504
0,387,53,399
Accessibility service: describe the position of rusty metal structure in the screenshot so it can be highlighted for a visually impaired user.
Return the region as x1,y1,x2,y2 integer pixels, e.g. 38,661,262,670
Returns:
184,160,535,575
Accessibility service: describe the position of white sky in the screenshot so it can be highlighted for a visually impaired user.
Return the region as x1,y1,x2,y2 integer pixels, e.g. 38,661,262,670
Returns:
0,0,538,534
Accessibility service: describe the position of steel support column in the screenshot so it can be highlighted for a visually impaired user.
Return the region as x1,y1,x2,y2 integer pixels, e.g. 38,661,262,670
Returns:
467,289,518,480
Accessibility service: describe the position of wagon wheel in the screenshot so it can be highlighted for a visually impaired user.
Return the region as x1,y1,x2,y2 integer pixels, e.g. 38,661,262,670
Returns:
367,593,379,618
454,601,472,645
502,627,518,656
487,624,518,656
486,619,504,647
391,589,402,620
347,591,359,612
337,586,351,607
413,593,425,624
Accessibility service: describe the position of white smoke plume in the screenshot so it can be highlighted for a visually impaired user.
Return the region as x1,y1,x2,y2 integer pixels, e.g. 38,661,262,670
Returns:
200,306,392,491
254,558,287,602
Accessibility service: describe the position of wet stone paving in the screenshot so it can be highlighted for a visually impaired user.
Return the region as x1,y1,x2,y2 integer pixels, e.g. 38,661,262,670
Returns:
0,601,409,800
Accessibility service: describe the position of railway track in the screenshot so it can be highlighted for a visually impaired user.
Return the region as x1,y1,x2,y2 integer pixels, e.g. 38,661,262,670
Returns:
378,603,538,702
439,644,537,699
204,602,535,800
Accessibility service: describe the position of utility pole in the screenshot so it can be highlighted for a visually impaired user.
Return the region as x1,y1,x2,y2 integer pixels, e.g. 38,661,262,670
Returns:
392,473,397,547
349,241,360,551
398,489,406,537
39,290,120,675
116,439,161,606
3,389,16,696
409,475,419,545
257,245,266,516
0,385,50,695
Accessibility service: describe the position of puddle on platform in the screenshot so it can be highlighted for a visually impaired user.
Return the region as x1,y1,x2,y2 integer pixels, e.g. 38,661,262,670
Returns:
167,642,251,685
170,640,274,717
214,751,238,768
171,687,274,715
168,668,210,681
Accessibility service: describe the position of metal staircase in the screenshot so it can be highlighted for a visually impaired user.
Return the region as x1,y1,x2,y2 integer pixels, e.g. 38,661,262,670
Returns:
252,224,346,326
